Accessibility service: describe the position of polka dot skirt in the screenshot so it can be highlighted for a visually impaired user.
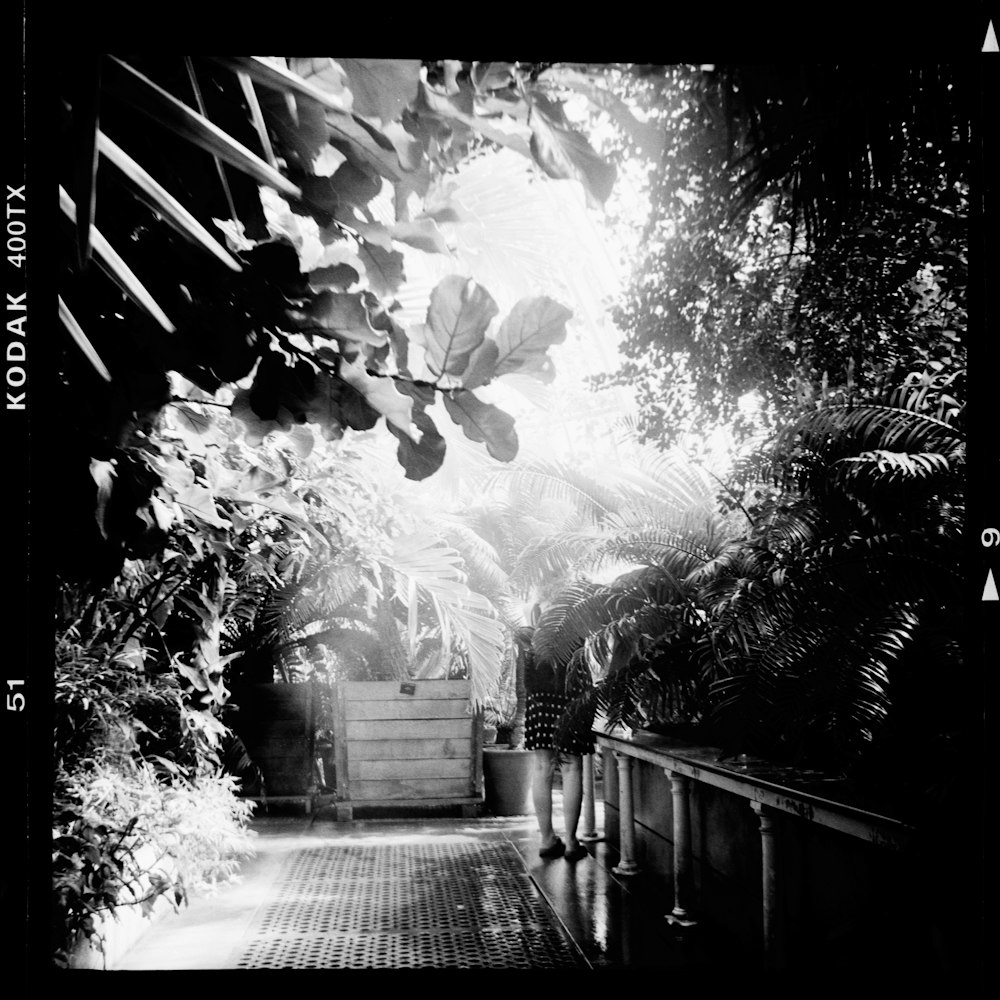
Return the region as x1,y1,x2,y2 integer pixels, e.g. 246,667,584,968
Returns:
524,691,595,755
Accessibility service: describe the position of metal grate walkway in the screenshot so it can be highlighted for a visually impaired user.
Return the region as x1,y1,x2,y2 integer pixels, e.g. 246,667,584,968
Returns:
234,841,585,969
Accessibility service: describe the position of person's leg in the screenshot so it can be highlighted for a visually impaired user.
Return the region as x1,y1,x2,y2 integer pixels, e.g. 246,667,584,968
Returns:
561,753,584,851
532,748,558,848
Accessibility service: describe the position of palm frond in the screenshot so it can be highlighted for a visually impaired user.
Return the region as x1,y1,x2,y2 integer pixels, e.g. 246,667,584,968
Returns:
486,459,623,524
533,571,677,671
716,64,971,244
509,529,607,588
600,510,725,561
833,449,963,492
748,496,828,553
386,533,505,706
434,519,510,598
773,397,963,477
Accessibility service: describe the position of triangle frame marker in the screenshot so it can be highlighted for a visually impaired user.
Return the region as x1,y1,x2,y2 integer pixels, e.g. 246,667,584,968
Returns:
985,20,999,52
984,568,999,601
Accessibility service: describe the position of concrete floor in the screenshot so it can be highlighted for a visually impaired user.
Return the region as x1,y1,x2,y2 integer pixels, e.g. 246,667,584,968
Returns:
110,787,729,973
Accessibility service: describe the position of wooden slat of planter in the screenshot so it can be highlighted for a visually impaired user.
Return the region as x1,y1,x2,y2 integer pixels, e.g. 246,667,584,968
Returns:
349,757,471,781
348,737,471,761
345,698,471,722
350,777,472,801
343,680,471,701
333,681,350,802
346,718,471,741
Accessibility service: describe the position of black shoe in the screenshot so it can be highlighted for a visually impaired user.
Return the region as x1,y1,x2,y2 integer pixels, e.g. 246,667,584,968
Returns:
539,837,565,859
564,843,588,862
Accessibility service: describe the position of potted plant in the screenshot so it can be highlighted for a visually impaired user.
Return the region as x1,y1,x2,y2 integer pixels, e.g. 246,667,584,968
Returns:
482,704,501,746
481,628,534,815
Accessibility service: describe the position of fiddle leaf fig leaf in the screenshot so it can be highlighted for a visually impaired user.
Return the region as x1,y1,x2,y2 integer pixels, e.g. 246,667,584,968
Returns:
528,103,617,207
307,290,388,347
472,62,516,93
308,261,361,291
442,389,518,462
340,215,394,251
536,67,666,161
494,296,572,382
231,387,291,446
342,216,450,256
424,275,499,377
333,377,381,432
338,357,414,435
327,160,382,212
461,338,500,389
287,58,353,111
357,241,405,298
388,407,447,481
382,120,424,172
335,59,421,124
388,219,451,255
326,109,405,182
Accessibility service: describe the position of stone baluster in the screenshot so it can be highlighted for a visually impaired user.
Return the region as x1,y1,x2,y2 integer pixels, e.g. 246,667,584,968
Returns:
751,801,782,967
580,754,601,842
612,751,641,876
664,770,697,926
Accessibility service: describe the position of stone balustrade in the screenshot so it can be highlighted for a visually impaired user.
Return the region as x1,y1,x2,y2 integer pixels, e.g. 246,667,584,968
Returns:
596,727,914,968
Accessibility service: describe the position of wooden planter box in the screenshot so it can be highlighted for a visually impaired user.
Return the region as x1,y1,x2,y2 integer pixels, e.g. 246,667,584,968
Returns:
332,679,483,820
228,682,319,813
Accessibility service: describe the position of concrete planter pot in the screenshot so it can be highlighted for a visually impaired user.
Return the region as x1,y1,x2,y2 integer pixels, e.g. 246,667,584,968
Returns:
482,746,534,816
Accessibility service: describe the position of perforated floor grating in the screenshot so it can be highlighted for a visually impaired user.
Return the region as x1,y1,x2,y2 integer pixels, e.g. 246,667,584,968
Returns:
234,842,583,969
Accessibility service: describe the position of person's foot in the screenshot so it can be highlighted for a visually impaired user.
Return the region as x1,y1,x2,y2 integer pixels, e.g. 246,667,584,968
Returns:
564,841,588,862
538,837,565,859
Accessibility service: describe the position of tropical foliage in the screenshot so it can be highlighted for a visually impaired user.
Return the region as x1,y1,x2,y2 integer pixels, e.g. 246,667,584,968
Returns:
506,376,965,817
595,64,969,448
54,56,623,964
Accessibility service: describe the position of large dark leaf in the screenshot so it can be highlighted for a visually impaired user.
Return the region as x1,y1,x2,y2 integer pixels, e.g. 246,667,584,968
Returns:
357,241,405,298
494,297,572,382
528,103,616,206
423,275,499,378
460,338,500,389
536,68,666,161
337,357,413,435
336,59,421,123
442,389,518,462
388,408,447,481
415,80,533,159
306,291,387,347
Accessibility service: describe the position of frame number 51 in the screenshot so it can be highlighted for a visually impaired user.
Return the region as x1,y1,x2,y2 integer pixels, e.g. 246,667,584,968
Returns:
7,679,24,712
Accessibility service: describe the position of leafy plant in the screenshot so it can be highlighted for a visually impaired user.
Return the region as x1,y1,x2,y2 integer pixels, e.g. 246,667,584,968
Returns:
522,379,965,817
53,619,255,966
53,760,255,968
595,64,969,450
52,55,625,963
